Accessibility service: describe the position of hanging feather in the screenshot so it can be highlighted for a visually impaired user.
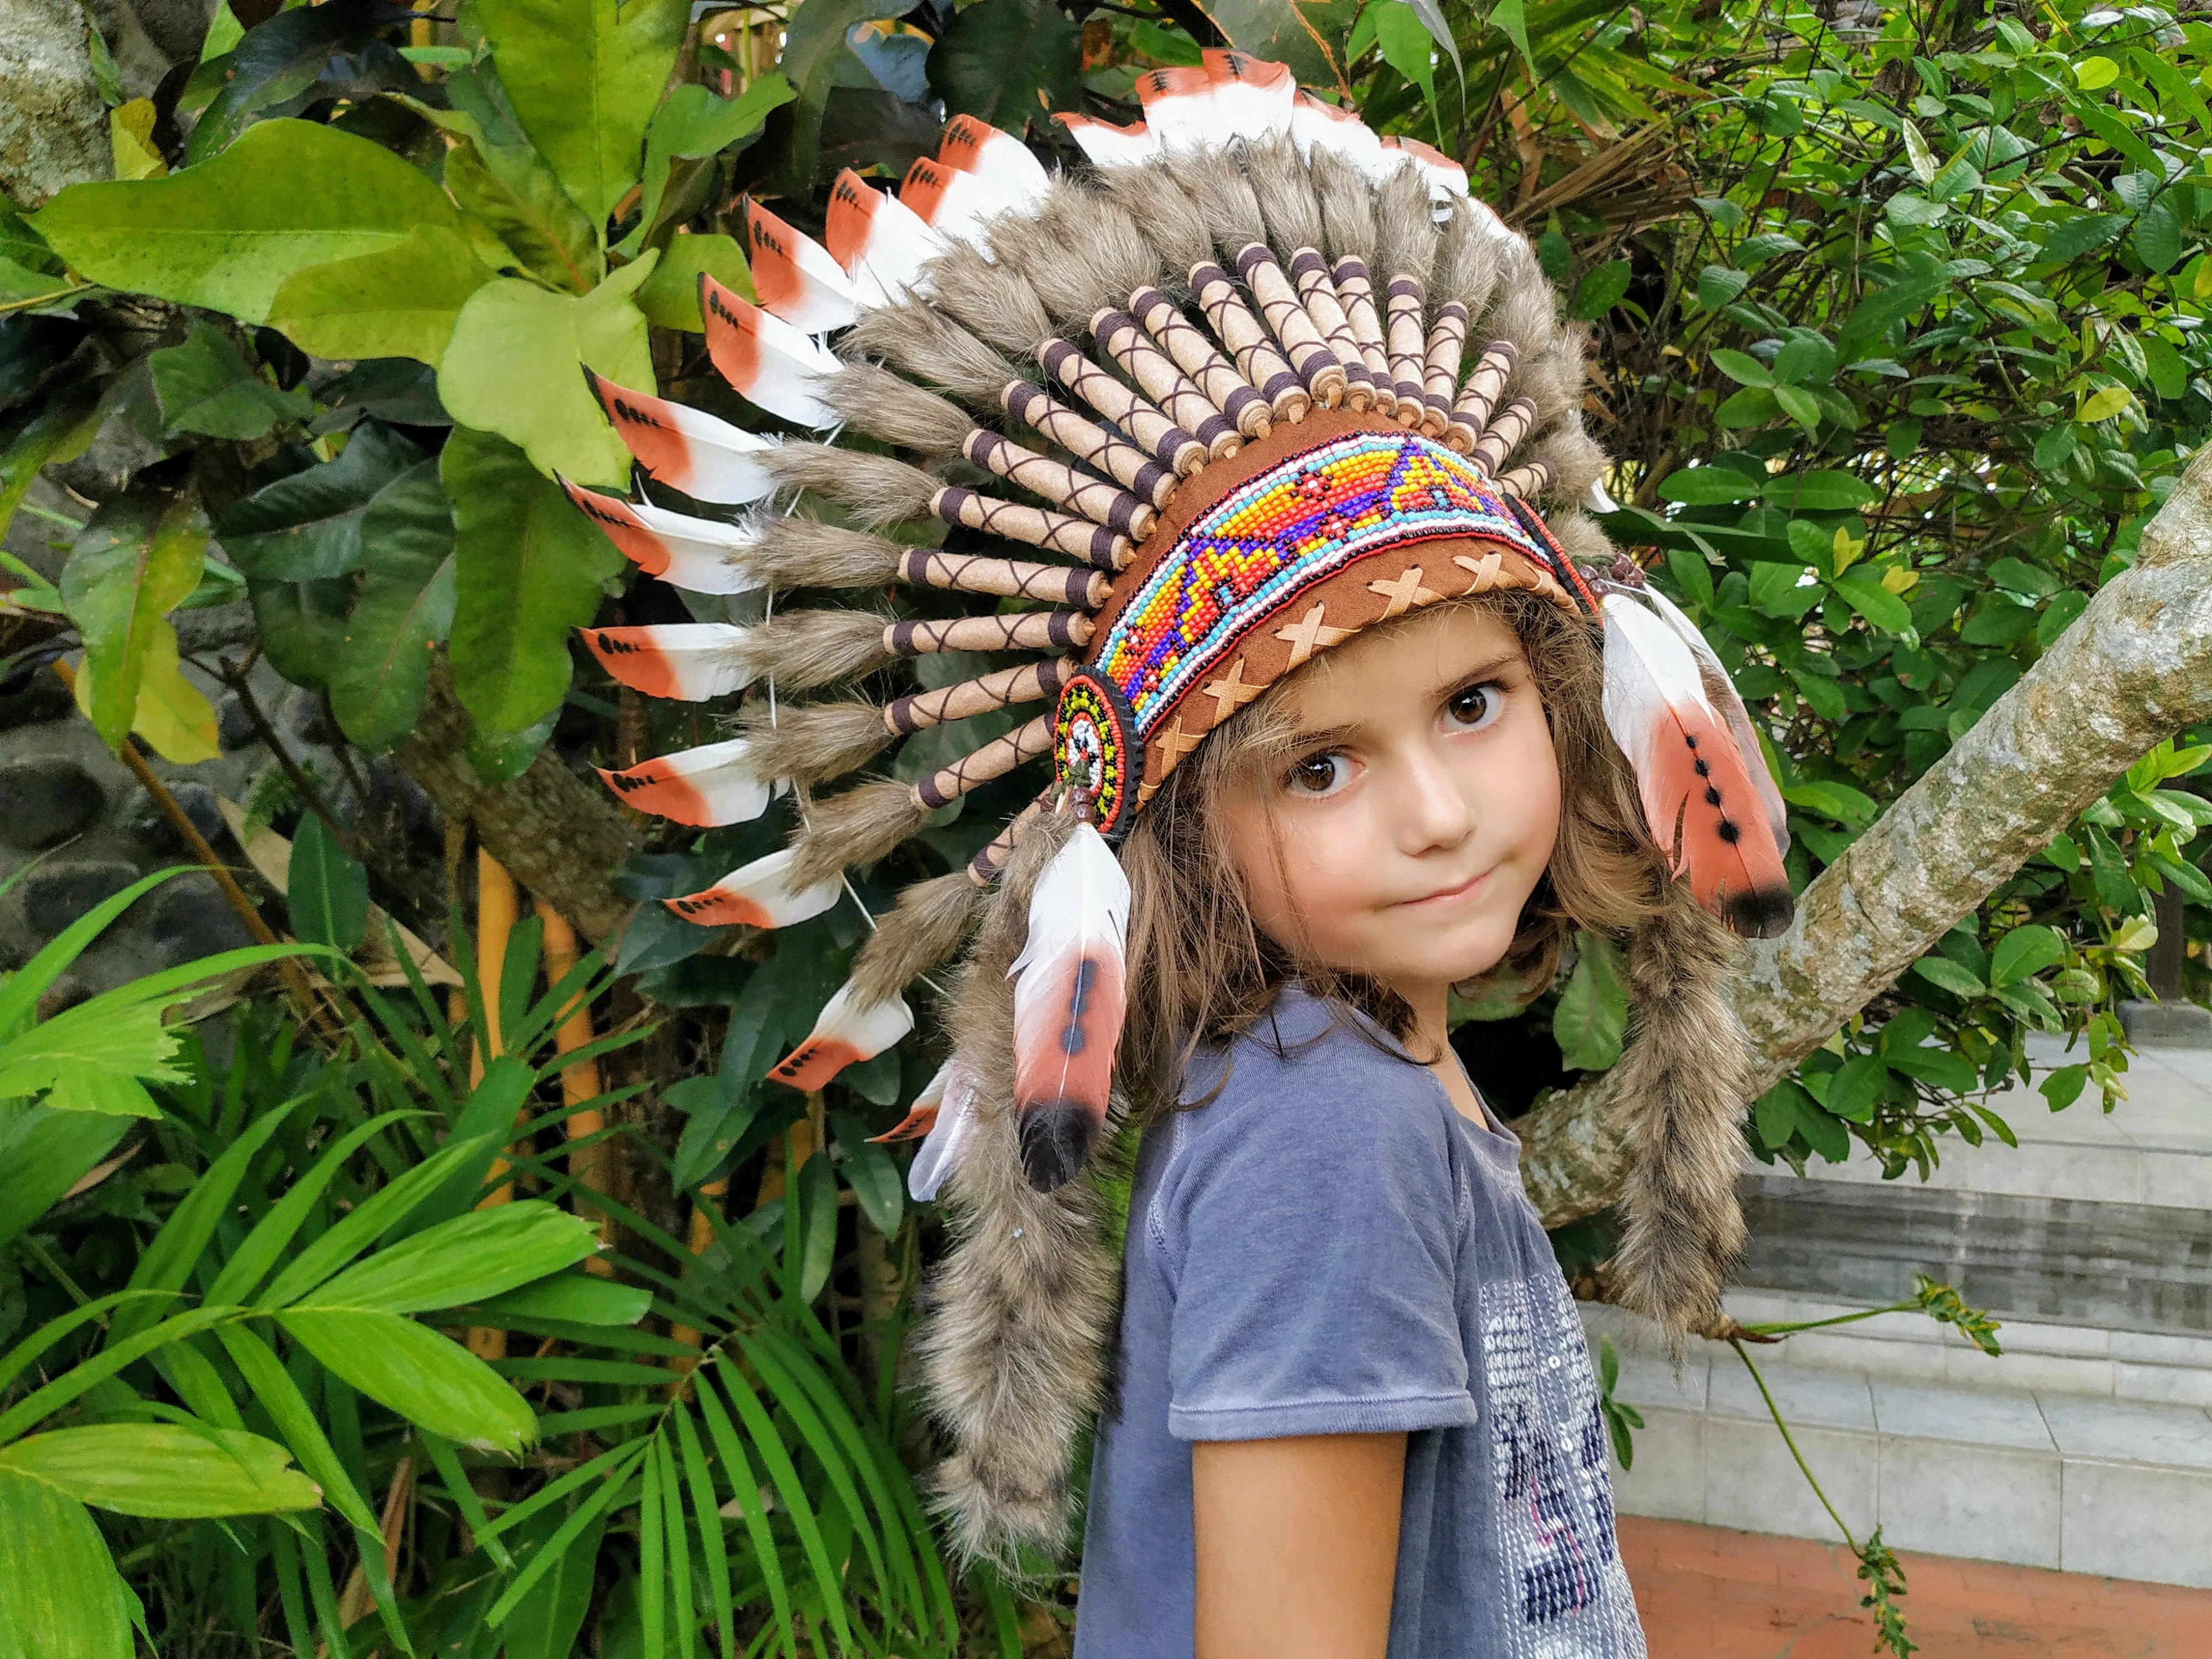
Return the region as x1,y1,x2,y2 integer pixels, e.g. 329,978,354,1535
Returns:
900,156,1024,244
907,1059,980,1202
745,200,860,334
825,169,945,307
559,479,761,593
768,979,916,1092
1291,89,1389,180
1006,823,1130,1192
1135,65,1225,152
870,1058,950,1144
579,622,754,702
663,846,844,928
937,114,1053,204
1053,113,1161,169
585,371,778,505
700,274,842,428
1202,49,1295,140
1381,134,1470,202
1599,595,1793,938
596,737,780,827
1634,584,1791,857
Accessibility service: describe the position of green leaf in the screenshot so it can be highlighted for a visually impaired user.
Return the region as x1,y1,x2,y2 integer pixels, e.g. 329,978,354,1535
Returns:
0,1426,317,1517
476,0,689,223
634,232,753,333
185,4,363,161
1552,931,1627,1072
2074,54,2117,90
1709,348,1775,389
469,1272,650,1326
264,224,493,367
216,422,424,583
2032,422,2077,472
1828,568,1914,634
1772,385,1822,431
35,119,467,325
927,0,1083,136
1695,264,1749,312
831,1112,904,1237
1885,1045,1980,1094
277,1309,536,1454
2130,199,2183,273
288,812,367,951
2039,1063,2089,1110
300,1203,599,1313
148,324,315,439
795,1150,839,1302
636,76,794,242
1371,0,1440,126
1571,259,1631,322
249,577,353,690
442,426,624,741
0,1109,132,1258
2036,210,2124,265
329,461,456,752
0,1472,135,1659
1764,471,1876,512
1822,1053,1888,1122
0,380,103,547
1781,778,1877,827
1658,467,1762,505
499,1499,610,1659
437,256,656,486
1911,955,1986,999
442,139,602,296
1988,924,2065,988
2076,385,2131,424
59,492,207,753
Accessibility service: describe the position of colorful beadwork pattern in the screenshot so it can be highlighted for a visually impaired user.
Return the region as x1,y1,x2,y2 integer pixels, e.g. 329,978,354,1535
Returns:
1097,431,1558,733
1052,670,1142,841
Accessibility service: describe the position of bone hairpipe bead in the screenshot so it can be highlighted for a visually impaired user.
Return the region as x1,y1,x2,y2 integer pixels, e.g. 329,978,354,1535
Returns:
1384,277,1429,427
1237,243,1347,409
1190,262,1310,422
931,486,1132,571
968,791,1051,885
1286,250,1374,412
1447,339,1519,455
1091,309,1240,461
884,658,1074,735
1491,458,1556,502
962,431,1156,539
1422,301,1469,438
912,713,1053,810
1329,255,1398,419
886,611,1093,659
1001,382,1176,509
898,547,1108,608
1468,395,1538,478
1129,287,1271,441
1040,340,1207,478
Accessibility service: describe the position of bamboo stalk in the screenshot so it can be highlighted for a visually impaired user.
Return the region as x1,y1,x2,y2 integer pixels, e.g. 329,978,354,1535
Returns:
467,851,522,1361
667,1177,731,1392
536,898,613,1272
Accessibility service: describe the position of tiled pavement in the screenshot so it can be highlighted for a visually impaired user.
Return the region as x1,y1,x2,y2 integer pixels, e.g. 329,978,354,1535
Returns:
1621,1515,2212,1657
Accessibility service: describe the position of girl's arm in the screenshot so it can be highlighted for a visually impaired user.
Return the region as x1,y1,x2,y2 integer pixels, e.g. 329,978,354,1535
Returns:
1192,1433,1407,1659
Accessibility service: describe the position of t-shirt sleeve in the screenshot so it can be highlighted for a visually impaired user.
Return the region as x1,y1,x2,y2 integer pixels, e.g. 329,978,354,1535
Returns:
1161,1056,1476,1442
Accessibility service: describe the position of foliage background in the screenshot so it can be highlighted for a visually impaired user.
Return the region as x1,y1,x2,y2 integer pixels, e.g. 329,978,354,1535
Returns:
2,0,2209,1650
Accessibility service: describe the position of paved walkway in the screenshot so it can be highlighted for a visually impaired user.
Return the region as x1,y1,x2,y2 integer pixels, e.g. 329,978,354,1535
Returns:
1621,1516,2212,1656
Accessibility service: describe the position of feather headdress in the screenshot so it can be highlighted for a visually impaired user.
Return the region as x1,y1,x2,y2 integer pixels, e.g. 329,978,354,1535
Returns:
565,51,1792,1562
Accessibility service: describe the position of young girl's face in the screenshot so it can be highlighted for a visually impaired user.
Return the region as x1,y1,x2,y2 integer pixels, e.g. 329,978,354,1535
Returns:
1218,599,1563,1016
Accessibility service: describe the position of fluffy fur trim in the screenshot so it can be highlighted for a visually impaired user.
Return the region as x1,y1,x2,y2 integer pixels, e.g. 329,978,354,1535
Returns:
918,806,1125,1567
1527,422,1608,508
787,779,931,889
1510,340,1587,428
925,239,1056,356
1001,187,1159,323
1431,199,1503,316
744,609,895,690
1478,239,1562,366
737,700,894,787
1176,145,1269,255
820,363,975,457
842,300,1020,409
1371,161,1438,282
1309,146,1378,262
1541,504,1615,569
1243,137,1324,253
748,517,904,592
1609,888,1756,1337
852,869,989,1006
1092,163,1215,283
760,446,938,529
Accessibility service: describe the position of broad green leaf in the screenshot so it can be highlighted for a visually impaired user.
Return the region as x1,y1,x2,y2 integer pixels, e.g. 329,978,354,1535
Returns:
35,119,467,325
215,422,425,583
248,577,353,690
185,3,369,162
469,1272,650,1326
441,139,603,296
831,1112,904,1236
0,379,102,547
1708,348,1773,388
767,0,922,194
0,1108,132,1258
1695,264,1749,311
1989,924,2065,987
437,255,656,486
1552,931,1627,1072
0,1426,317,1517
498,1499,610,1659
85,617,221,764
1781,778,1876,827
289,812,367,951
2074,55,2117,90
634,232,753,332
1764,471,1876,511
442,426,625,741
1911,956,1986,999
475,0,690,223
330,460,457,752
0,1472,135,1659
1772,384,1822,431
796,1150,839,1302
1571,259,1631,322
1658,466,1762,505
2036,211,2124,265
1886,1044,1981,1094
257,1132,502,1307
2076,385,2131,424
1371,0,1440,125
300,1202,599,1314
277,1309,536,1454
1828,567,1914,634
60,491,207,753
1822,1053,1888,1121
2132,199,2184,274
211,1324,382,1536
147,325,314,439
635,76,794,244
264,224,493,367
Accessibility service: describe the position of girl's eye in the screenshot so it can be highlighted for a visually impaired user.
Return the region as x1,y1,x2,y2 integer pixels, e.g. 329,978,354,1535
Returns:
1285,752,1350,796
1446,682,1506,731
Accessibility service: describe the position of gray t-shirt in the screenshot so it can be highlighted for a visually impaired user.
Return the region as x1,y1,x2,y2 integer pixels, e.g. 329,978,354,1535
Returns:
1072,987,1645,1659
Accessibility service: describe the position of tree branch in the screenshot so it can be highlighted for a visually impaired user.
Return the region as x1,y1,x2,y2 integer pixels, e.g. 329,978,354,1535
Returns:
1521,445,2212,1225
397,667,643,945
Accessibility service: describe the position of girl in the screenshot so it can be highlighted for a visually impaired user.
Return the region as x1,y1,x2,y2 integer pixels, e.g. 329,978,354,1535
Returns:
568,48,1792,1657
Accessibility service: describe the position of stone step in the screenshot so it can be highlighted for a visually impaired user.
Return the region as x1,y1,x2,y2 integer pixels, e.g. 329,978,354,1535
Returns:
1584,1302,2212,1590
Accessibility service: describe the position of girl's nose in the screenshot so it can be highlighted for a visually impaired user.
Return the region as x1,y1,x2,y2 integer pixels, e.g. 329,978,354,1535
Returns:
1386,738,1478,856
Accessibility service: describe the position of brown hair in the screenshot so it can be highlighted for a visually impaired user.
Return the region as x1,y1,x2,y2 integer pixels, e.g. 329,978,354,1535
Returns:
1113,580,1668,1114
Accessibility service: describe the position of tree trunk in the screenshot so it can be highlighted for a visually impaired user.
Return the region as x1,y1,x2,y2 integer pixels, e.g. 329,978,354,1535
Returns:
0,0,111,208
1519,445,2212,1225
397,669,641,945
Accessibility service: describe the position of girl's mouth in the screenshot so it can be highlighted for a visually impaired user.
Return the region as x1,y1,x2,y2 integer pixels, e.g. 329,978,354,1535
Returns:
1395,868,1493,909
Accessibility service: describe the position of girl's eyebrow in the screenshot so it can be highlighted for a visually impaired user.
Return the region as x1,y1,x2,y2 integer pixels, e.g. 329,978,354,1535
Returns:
1277,650,1527,750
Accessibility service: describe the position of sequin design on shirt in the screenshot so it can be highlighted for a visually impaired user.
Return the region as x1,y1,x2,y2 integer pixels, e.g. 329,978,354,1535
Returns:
1479,1273,1646,1658
1094,431,1546,734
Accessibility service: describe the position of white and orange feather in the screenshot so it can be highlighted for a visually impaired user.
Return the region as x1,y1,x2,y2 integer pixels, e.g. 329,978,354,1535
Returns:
579,622,754,702
662,846,843,928
558,479,761,593
596,737,779,827
585,369,777,504
699,274,842,428
767,979,915,1093
744,200,860,335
